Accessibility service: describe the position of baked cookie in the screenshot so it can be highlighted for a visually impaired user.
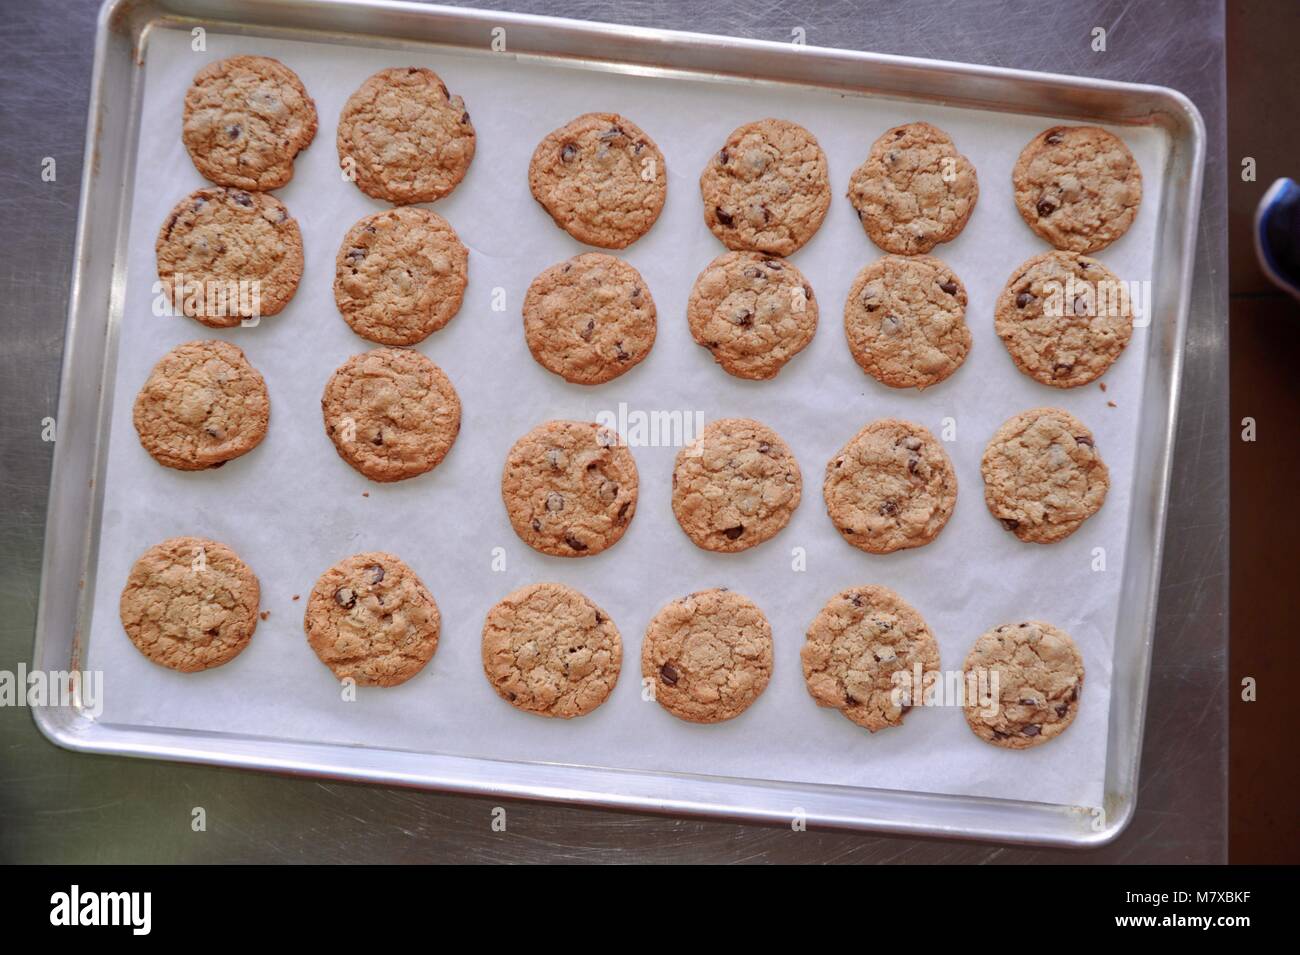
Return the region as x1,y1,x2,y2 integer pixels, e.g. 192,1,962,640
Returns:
119,536,259,672
133,340,269,471
304,551,440,687
981,407,1109,544
995,250,1133,388
824,419,957,554
321,348,461,483
686,251,817,380
801,586,939,732
481,582,622,718
642,589,773,724
699,118,830,256
156,187,304,327
334,207,469,346
847,121,978,255
962,621,1084,748
844,254,971,390
1012,125,1142,254
671,418,801,553
501,420,638,557
522,253,656,384
337,66,476,204
182,55,317,191
527,112,666,248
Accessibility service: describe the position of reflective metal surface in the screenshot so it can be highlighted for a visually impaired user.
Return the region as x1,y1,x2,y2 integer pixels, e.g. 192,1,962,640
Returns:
0,0,1226,863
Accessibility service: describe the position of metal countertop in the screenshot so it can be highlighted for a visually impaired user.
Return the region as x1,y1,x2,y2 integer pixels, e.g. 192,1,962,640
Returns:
0,0,1227,863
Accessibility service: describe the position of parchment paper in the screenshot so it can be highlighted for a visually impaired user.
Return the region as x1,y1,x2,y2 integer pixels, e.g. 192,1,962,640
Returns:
85,23,1168,811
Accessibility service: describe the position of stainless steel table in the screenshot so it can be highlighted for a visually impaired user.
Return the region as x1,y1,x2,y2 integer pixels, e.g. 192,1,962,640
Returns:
0,0,1226,863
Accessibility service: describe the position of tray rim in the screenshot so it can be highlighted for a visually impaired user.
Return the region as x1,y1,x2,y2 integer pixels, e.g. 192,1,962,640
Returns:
32,0,1206,848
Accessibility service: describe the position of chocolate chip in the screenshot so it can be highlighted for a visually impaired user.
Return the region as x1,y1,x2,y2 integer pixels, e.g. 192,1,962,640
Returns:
659,663,679,686
231,191,254,208
940,280,958,295
907,457,920,476
1036,197,1057,217
368,564,384,584
371,432,383,446
1052,361,1074,376
1075,435,1094,447
437,80,449,96
346,247,366,263
631,286,641,301
1019,698,1038,706
850,593,864,607
1045,130,1064,144
1055,703,1070,717
334,587,357,609
615,342,629,361
225,124,241,140
531,518,541,532
718,148,729,164
714,207,734,227
616,501,631,523
204,426,224,439
461,111,470,125
1000,518,1020,531
723,525,745,540
1016,291,1035,308
734,309,753,328
991,729,1010,740
563,533,587,551
879,500,899,516
764,259,783,270
757,441,771,453
579,319,595,341
1021,724,1042,737
560,142,577,163
546,492,564,512
594,611,604,624
598,126,624,141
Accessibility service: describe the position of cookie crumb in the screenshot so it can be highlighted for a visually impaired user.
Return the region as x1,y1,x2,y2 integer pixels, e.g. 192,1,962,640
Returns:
1107,400,1117,408
259,610,270,621
1099,382,1107,392
362,492,370,498
292,594,300,601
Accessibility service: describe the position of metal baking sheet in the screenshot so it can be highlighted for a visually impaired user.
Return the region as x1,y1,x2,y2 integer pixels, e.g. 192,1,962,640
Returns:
33,0,1203,846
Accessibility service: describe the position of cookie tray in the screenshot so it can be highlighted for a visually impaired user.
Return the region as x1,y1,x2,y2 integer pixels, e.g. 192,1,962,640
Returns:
33,0,1204,847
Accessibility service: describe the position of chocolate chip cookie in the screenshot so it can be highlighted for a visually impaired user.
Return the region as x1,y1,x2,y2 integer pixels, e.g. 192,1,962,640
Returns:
1012,125,1142,253
182,55,318,191
801,586,939,732
133,340,269,471
699,118,831,256
119,536,260,672
321,348,461,483
482,582,622,718
686,251,817,379
337,66,476,204
642,589,773,724
824,419,957,554
981,407,1109,544
501,420,638,557
522,253,656,384
844,254,971,390
671,418,801,553
995,250,1133,388
528,112,666,249
304,552,440,687
156,187,304,327
962,621,1084,748
847,121,978,255
334,207,469,346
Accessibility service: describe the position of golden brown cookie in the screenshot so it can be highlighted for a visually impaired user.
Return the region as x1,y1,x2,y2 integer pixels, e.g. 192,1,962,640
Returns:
824,419,957,554
844,254,970,390
501,420,638,557
481,582,622,718
337,66,476,204
801,586,939,732
334,207,469,346
304,552,440,687
321,348,461,483
686,251,817,380
962,621,1084,748
980,407,1109,544
528,112,666,248
846,121,978,255
156,187,304,327
522,253,656,384
699,118,830,256
671,418,801,553
132,340,269,471
642,589,773,724
119,536,259,672
182,55,317,191
1012,125,1142,254
995,250,1133,388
